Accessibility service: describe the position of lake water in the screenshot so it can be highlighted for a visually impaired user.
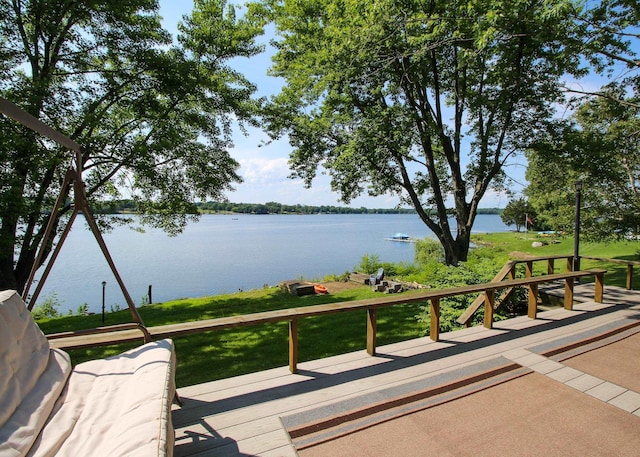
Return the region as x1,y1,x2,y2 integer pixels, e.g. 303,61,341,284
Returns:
33,213,513,314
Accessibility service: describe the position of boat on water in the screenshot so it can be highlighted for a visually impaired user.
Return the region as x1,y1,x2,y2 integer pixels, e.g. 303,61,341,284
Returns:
384,232,417,243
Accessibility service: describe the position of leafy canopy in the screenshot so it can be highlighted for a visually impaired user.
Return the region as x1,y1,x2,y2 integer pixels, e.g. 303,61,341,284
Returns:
0,0,265,292
501,197,535,233
526,84,640,239
259,0,583,265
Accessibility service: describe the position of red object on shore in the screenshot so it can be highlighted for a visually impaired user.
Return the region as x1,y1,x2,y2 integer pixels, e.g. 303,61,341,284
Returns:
314,284,328,294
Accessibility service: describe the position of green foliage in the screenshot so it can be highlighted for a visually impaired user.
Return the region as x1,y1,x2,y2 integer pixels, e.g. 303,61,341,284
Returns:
323,271,351,282
575,0,639,89
501,198,536,232
357,253,382,274
353,256,419,278
198,201,418,214
0,0,264,292
571,90,640,240
414,238,445,265
415,263,493,333
32,294,63,320
522,0,640,240
525,86,640,240
76,304,89,316
261,0,583,265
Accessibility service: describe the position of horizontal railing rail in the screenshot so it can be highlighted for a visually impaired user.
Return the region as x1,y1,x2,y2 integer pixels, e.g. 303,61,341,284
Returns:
47,322,151,342
457,255,575,327
581,256,640,290
48,268,605,374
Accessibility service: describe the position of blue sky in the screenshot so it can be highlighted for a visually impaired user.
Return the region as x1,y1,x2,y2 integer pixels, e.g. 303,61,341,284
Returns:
156,1,542,209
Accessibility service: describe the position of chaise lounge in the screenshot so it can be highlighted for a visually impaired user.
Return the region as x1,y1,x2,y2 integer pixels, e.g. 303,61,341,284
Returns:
0,289,176,456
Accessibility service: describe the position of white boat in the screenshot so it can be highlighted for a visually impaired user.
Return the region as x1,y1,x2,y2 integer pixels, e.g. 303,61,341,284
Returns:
384,233,416,242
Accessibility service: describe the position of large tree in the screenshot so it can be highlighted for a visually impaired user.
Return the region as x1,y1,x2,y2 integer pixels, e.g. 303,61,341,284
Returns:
568,0,640,108
525,86,640,239
0,0,264,293
501,197,535,233
260,0,583,265
523,0,639,238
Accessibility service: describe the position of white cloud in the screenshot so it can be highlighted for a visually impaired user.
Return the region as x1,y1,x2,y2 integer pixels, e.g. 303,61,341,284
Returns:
238,157,290,184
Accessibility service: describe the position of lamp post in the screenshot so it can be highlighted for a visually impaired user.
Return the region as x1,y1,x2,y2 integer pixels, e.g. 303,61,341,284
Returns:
573,180,583,272
101,281,106,324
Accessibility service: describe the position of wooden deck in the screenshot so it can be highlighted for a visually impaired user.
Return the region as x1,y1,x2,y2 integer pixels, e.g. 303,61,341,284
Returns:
172,283,640,456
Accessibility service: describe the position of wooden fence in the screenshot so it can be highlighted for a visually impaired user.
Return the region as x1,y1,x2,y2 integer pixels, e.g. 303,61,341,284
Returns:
457,255,575,327
581,256,640,290
48,266,605,374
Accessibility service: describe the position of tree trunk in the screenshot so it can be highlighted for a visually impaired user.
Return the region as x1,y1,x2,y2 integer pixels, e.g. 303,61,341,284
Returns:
0,183,23,292
442,231,471,266
0,249,18,292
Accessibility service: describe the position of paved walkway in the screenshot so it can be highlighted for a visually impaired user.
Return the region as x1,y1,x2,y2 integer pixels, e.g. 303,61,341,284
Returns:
172,284,640,456
505,335,640,415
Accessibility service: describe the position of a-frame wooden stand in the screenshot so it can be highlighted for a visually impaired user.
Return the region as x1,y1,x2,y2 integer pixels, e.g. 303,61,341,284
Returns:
1,97,150,342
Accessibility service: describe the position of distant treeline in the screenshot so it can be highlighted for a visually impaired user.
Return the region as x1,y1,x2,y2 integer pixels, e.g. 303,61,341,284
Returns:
94,199,502,216
198,201,415,214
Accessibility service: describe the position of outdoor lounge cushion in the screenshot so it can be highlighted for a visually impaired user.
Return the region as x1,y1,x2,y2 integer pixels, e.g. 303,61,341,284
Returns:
0,290,71,457
28,339,176,457
0,290,176,457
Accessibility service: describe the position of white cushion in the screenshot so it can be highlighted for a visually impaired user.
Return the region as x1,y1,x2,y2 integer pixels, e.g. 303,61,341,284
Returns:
0,290,176,457
28,339,176,457
0,290,71,457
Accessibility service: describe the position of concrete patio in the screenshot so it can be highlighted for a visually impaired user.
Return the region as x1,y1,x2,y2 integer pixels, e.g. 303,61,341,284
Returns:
172,283,640,456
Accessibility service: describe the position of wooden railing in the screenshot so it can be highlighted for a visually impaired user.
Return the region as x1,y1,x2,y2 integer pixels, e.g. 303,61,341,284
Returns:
581,256,640,290
457,255,574,327
46,322,151,344
49,267,605,374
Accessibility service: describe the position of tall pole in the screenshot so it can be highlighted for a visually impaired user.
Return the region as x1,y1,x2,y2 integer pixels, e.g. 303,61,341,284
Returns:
102,281,106,324
574,180,583,272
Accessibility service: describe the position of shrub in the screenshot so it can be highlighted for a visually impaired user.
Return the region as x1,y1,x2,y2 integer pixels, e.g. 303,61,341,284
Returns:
414,255,503,334
357,253,381,274
414,238,445,264
32,293,62,320
76,303,89,315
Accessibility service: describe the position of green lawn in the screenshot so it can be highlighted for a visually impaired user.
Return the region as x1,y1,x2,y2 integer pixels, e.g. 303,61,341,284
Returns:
35,232,640,387
38,285,426,387
473,231,640,288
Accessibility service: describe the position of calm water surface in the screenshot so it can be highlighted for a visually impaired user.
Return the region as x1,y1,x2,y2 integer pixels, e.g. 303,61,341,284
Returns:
34,213,513,314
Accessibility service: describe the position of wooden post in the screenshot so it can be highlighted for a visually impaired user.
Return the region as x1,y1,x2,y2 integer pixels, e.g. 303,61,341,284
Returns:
430,298,440,341
564,277,574,310
289,319,298,374
595,272,604,303
548,258,555,275
627,265,633,290
148,285,152,304
367,308,377,355
484,289,495,329
567,256,573,272
528,284,538,319
525,261,538,318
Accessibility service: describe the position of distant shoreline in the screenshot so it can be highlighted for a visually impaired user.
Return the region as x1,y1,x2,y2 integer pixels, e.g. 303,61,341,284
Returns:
92,199,503,216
